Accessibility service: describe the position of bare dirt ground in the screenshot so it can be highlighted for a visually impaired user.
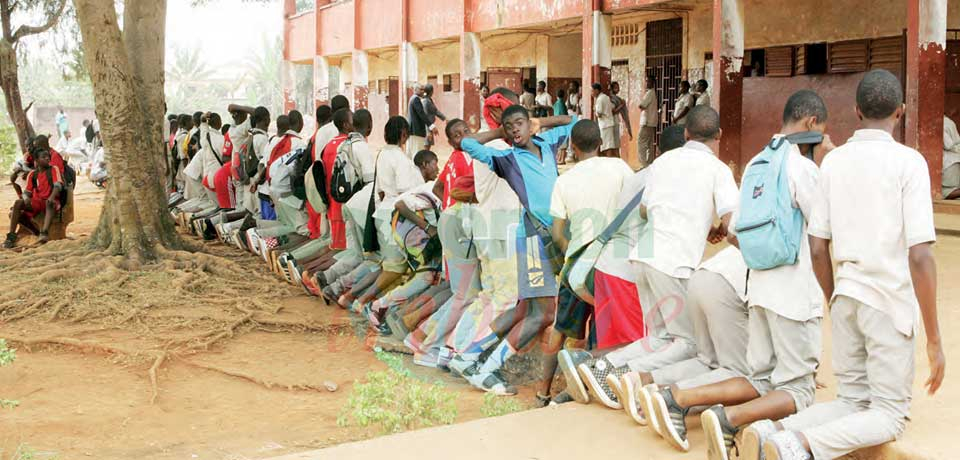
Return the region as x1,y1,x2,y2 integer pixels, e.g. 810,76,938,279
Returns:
0,178,520,460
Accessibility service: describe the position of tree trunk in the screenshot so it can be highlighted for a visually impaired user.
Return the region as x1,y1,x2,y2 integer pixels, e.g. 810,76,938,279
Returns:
74,0,182,264
0,38,36,151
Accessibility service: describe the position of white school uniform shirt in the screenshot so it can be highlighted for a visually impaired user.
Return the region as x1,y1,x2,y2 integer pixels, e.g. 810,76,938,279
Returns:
352,138,376,183
639,89,658,128
227,117,252,155
313,122,339,161
345,182,374,229
733,138,824,321
595,93,615,130
535,91,553,109
630,140,739,279
549,156,634,257
374,144,424,220
398,181,442,222
520,91,536,111
595,169,649,279
674,93,694,124
808,129,936,336
199,123,225,186
943,116,960,174
695,91,712,108
267,130,307,202
699,246,749,301
257,134,280,196
470,136,521,242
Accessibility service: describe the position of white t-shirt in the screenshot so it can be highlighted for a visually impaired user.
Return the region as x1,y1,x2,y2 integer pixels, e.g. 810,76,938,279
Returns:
698,246,748,301
374,144,424,219
595,169,649,279
595,93,615,130
199,123,225,185
471,136,521,242
267,131,307,201
630,141,739,279
257,134,279,196
568,93,581,115
345,182,374,229
227,117,252,154
808,129,936,336
352,138,376,183
313,122,339,161
695,92,711,108
520,92,536,110
674,93,695,124
733,139,824,321
398,181,442,225
549,157,634,257
639,89,658,128
535,91,553,109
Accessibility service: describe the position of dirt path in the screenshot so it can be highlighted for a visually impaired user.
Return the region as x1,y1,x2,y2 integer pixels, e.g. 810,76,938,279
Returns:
0,178,522,460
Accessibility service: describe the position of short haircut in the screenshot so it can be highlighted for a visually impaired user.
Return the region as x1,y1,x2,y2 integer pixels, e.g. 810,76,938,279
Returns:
537,80,546,87
221,124,231,136
167,114,177,121
500,104,529,124
252,106,270,126
192,111,203,124
659,125,686,153
856,69,903,120
444,118,467,138
646,75,657,85
208,112,222,128
33,135,50,150
571,81,580,89
288,110,304,129
680,81,691,90
331,95,350,113
178,114,191,126
384,115,409,145
592,83,602,91
353,109,372,133
570,119,601,153
782,89,828,124
333,108,352,132
414,149,438,167
685,105,721,141
276,115,290,133
489,87,518,102
697,79,708,88
316,105,333,125
557,89,566,99
424,83,434,95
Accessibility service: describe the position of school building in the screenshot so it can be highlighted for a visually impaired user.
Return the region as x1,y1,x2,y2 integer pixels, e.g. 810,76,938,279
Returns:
281,0,957,201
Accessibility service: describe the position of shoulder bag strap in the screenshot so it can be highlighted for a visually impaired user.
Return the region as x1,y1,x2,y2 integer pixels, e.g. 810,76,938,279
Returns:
597,188,645,245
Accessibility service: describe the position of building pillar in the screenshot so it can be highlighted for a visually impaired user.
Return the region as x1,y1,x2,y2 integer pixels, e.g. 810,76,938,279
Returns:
906,0,946,198
282,60,296,112
314,56,331,107
400,41,419,102
582,0,611,119
536,35,550,85
461,32,482,130
352,50,369,109
712,0,745,174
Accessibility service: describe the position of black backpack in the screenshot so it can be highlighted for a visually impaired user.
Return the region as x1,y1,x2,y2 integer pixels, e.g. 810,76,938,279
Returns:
290,137,314,201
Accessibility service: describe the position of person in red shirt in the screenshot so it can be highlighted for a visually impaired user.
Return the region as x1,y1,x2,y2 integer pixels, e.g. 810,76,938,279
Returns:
30,136,66,179
5,148,63,248
319,108,354,247
432,118,473,210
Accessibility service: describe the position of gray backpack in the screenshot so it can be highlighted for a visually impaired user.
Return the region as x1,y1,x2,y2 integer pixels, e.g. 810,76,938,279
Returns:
330,132,366,203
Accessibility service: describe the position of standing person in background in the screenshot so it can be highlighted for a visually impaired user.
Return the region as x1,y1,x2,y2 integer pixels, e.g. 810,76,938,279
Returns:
566,81,582,116
593,83,618,158
407,84,429,159
673,81,695,126
422,84,446,150
553,89,568,117
694,79,711,108
55,106,69,139
611,82,633,163
535,80,553,117
638,76,659,166
520,83,536,112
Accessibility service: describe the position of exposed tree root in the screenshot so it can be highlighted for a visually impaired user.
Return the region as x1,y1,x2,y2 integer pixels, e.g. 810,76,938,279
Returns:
178,359,331,393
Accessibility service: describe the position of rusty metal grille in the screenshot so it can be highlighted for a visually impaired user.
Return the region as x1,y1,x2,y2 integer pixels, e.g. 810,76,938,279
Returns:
645,18,683,157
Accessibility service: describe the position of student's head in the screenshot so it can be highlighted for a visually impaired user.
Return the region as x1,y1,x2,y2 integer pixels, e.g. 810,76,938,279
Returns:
169,117,178,132
557,88,566,100
486,87,520,127
591,83,602,97
34,147,51,169
33,135,51,151
384,115,410,146
252,106,271,129
570,119,602,160
414,84,425,97
659,125,686,154
611,81,621,95
696,79,708,94
331,95,350,113
501,105,532,146
782,89,828,134
333,108,353,134
423,83,435,97
537,80,546,92
208,112,222,130
568,81,580,94
646,76,657,90
684,106,721,145
83,119,91,127
193,111,203,127
855,69,904,123
444,118,470,151
178,114,193,130
680,81,691,93
230,108,248,125
221,124,231,136
480,84,490,99
288,110,304,132
414,150,439,181
276,115,290,134
316,105,333,126
353,109,373,137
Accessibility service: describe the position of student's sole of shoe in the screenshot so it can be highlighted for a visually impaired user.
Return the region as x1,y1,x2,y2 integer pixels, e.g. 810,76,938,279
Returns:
740,426,764,460
576,363,621,410
651,391,690,452
287,259,302,285
606,373,629,414
638,384,661,436
701,408,730,460
763,441,783,460
558,351,589,404
619,374,647,426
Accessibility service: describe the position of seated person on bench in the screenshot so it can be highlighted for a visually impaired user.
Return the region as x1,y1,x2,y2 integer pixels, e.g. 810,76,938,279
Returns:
5,148,64,248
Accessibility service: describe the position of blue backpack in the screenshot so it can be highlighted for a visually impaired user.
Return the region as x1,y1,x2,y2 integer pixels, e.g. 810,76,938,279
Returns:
734,135,807,270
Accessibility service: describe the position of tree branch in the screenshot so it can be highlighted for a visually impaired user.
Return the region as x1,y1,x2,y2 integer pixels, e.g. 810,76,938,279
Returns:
11,0,66,42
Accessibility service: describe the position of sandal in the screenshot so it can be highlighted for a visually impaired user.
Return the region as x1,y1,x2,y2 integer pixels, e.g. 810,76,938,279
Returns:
536,392,551,408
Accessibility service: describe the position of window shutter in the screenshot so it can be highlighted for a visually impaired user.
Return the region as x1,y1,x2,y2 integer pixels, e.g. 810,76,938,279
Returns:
794,45,807,75
765,46,794,77
869,36,904,80
829,40,869,73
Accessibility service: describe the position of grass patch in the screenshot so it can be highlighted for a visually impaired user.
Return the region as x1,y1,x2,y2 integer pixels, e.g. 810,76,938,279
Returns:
479,392,524,418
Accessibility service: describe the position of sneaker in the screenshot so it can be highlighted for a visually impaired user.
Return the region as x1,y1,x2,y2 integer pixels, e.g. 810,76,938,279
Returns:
652,387,690,451
548,391,575,406
763,431,812,460
258,237,270,262
448,355,479,379
638,383,662,436
362,303,382,327
576,357,628,409
3,232,16,249
558,349,592,404
287,258,303,286
246,229,261,256
384,309,409,339
468,371,517,396
616,372,648,426
413,352,441,369
741,420,778,460
702,405,738,460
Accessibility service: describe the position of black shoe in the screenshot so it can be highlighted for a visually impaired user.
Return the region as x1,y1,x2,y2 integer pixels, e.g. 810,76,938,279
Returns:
3,232,16,249
316,271,329,289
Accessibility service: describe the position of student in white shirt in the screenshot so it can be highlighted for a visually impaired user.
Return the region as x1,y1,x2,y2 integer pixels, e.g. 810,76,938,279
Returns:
653,90,831,458
638,76,659,166
577,106,739,410
534,80,553,117
592,83,618,158
265,112,309,236
694,79,712,108
943,115,960,199
672,81,694,126
748,70,944,460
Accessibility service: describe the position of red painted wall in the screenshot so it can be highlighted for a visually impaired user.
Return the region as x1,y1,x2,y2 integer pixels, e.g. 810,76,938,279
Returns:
741,73,900,170
432,91,460,148
317,2,354,56
368,91,392,147
359,0,402,50
408,0,463,43
467,0,583,32
286,12,317,62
